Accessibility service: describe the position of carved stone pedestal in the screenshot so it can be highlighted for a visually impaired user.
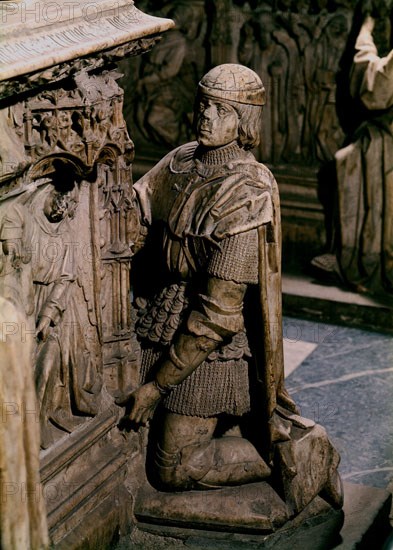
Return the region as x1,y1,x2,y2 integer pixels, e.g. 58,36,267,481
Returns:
130,481,393,550
133,486,343,550
135,482,291,533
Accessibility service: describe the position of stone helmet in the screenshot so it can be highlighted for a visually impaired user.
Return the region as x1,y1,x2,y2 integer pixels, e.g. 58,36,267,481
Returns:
198,63,266,106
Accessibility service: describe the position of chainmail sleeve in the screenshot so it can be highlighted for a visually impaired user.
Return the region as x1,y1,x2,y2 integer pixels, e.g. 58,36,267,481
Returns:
206,228,259,284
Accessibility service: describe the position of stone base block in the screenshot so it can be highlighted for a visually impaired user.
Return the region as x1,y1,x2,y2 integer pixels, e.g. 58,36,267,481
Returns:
133,481,343,549
135,481,290,533
126,482,392,549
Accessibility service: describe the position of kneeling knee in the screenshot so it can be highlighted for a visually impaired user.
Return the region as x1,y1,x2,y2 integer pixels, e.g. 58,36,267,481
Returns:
155,441,215,490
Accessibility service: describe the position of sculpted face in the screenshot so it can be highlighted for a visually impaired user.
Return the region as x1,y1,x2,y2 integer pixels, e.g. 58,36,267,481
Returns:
44,189,71,222
58,111,72,129
196,96,239,148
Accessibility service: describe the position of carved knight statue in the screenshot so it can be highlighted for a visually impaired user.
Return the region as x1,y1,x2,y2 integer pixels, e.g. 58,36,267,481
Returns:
121,64,342,517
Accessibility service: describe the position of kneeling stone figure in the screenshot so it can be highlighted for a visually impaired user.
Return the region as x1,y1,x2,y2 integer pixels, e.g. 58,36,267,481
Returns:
123,64,342,514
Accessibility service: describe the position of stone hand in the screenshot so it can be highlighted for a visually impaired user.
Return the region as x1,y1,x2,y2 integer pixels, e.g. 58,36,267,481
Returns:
128,382,162,425
36,315,52,342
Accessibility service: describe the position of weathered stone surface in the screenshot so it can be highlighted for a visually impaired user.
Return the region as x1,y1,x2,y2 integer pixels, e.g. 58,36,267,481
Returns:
0,1,173,546
135,482,289,533
275,423,342,514
120,482,392,549
0,297,49,549
40,408,134,545
0,0,173,99
130,493,343,549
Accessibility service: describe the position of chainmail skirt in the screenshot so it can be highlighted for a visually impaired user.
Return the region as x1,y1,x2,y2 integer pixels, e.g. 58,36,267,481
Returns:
140,346,250,417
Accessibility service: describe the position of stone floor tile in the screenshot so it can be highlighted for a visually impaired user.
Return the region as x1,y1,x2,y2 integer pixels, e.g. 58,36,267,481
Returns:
283,316,393,492
283,339,318,377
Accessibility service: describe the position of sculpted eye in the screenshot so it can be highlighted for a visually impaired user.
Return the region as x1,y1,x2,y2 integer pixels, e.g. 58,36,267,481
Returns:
217,104,234,116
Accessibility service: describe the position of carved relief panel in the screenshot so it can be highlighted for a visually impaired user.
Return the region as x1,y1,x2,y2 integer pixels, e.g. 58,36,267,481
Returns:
0,71,139,448
122,1,209,156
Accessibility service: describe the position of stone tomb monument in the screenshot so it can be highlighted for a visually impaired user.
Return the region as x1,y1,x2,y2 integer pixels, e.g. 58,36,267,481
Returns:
0,1,173,546
0,2,343,547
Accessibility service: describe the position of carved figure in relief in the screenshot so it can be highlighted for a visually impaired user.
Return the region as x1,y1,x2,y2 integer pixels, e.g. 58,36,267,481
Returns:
0,106,27,180
0,174,102,448
122,64,342,514
303,14,349,162
39,111,58,151
239,10,302,162
91,100,115,150
56,110,84,154
135,3,205,147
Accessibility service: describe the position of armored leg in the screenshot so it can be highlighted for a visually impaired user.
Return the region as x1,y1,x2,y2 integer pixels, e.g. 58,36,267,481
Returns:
156,412,271,490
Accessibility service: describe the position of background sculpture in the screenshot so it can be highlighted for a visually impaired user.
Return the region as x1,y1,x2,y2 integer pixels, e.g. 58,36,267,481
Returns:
134,3,206,148
312,4,393,296
238,8,302,162
120,65,343,528
335,9,393,295
124,0,355,167
303,13,349,162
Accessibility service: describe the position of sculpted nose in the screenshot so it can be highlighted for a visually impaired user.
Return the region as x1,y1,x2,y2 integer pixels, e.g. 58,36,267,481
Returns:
202,106,214,121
